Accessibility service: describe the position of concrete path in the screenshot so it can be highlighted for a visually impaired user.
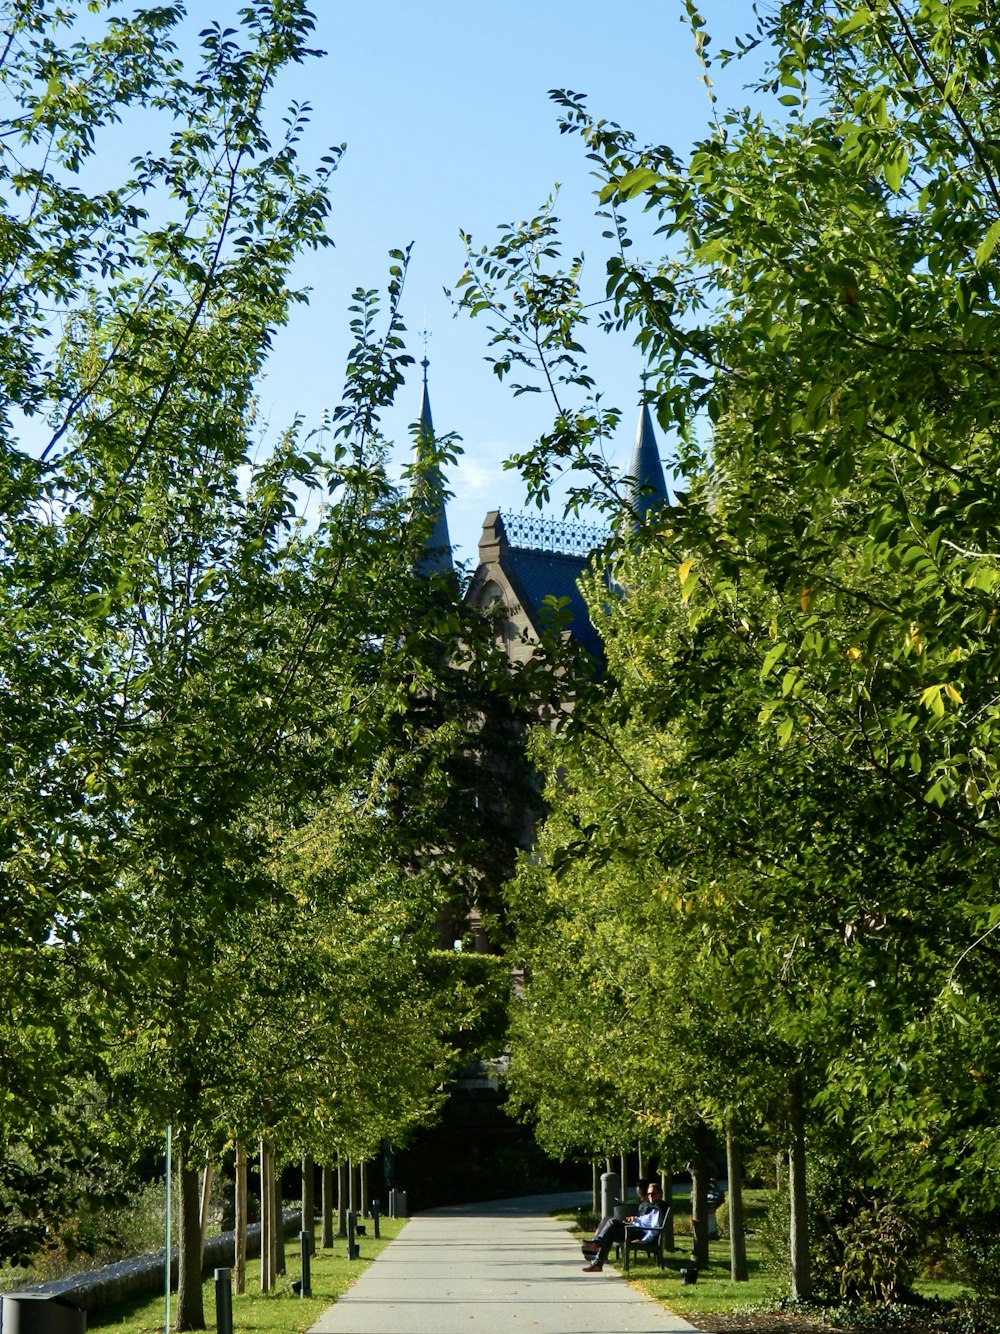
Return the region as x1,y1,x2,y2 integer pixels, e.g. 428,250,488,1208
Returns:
308,1191,698,1334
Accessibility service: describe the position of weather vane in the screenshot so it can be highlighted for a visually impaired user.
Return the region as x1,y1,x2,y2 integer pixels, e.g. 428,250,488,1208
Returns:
420,326,431,381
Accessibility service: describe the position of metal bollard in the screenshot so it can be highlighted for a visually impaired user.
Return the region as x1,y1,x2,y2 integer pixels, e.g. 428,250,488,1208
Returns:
371,1197,380,1239
600,1171,620,1224
299,1231,312,1297
214,1268,233,1334
347,1210,360,1260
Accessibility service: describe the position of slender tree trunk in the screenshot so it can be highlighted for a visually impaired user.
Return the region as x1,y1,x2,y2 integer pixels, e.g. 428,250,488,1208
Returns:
690,1148,710,1268
321,1164,334,1248
619,1150,628,1204
788,1073,812,1302
199,1162,213,1248
274,1157,286,1275
175,1147,205,1331
348,1158,356,1215
234,1143,247,1295
660,1165,675,1251
259,1140,272,1292
592,1160,599,1215
337,1160,348,1237
637,1143,647,1180
726,1123,748,1282
360,1159,368,1218
302,1155,315,1247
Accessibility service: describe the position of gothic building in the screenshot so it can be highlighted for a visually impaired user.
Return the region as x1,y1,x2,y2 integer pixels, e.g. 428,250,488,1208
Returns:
413,363,671,658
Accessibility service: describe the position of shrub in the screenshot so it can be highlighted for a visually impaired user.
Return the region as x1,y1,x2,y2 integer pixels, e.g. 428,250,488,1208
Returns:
756,1155,921,1305
833,1196,916,1304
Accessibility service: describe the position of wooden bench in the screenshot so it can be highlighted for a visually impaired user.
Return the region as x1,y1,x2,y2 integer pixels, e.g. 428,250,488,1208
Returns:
622,1210,671,1272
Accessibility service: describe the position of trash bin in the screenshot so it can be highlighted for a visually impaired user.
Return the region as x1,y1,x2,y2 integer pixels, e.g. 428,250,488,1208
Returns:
2,1294,86,1334
599,1171,620,1223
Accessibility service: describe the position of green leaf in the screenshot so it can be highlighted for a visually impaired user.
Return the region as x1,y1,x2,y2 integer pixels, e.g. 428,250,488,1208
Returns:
760,642,788,679
975,218,1000,268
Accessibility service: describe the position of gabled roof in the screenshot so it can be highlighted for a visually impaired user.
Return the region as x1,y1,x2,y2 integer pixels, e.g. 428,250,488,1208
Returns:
467,511,606,662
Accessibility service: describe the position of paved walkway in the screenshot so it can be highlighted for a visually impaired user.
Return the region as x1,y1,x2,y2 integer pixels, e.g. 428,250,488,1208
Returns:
308,1191,698,1334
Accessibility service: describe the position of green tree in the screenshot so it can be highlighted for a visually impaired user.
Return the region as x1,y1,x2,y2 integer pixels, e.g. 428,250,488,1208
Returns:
458,7,1000,1287
0,1,341,1277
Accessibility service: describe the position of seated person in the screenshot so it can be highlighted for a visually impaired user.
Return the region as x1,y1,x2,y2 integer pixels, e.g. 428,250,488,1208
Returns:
582,1180,667,1272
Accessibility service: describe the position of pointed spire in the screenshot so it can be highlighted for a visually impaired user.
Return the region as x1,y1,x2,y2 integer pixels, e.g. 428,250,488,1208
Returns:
626,391,669,523
418,353,434,439
413,355,454,576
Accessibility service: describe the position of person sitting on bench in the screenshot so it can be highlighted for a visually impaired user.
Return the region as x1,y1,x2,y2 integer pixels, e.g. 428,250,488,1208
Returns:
582,1180,668,1272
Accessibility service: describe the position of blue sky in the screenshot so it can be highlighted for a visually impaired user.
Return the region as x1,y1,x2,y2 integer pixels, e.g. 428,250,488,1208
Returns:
239,2,767,565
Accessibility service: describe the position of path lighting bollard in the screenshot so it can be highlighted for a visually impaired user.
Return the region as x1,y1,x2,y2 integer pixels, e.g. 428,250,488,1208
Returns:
298,1232,312,1297
214,1268,233,1334
371,1198,380,1240
347,1210,360,1260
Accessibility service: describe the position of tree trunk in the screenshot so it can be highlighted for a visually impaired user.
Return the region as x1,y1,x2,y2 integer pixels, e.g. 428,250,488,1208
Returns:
592,1160,599,1216
619,1150,628,1205
234,1143,247,1295
637,1143,647,1179
690,1149,710,1268
259,1139,273,1292
348,1157,356,1215
302,1155,315,1246
321,1164,334,1249
274,1157,286,1275
360,1159,368,1219
660,1165,675,1251
788,1073,812,1302
199,1161,213,1249
726,1123,748,1282
337,1160,348,1237
175,1148,205,1331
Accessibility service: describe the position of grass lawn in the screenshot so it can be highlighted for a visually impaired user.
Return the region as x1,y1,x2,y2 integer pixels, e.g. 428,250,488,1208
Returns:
559,1188,785,1322
629,1236,777,1322
88,1222,407,1334
560,1191,980,1329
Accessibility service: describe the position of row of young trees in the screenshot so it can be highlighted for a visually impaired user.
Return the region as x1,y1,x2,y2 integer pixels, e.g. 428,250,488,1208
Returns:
458,0,1000,1308
0,5,528,1328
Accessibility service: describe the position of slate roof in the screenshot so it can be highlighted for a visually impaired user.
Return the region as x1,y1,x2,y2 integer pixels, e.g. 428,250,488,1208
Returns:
501,546,605,662
626,402,670,521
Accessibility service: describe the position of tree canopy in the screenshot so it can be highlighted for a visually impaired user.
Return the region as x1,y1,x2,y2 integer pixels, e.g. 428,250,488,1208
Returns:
458,0,1000,1303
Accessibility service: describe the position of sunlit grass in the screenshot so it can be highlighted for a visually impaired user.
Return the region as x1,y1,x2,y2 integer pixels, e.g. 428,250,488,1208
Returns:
559,1188,979,1324
89,1222,407,1334
560,1188,784,1320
